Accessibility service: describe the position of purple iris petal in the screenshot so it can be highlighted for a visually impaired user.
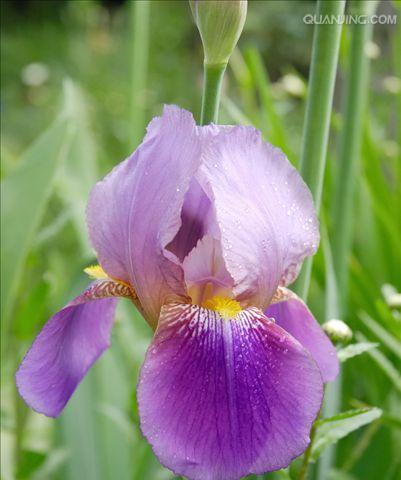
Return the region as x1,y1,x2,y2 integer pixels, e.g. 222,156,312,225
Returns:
138,303,323,480
197,125,319,309
87,106,202,326
266,289,339,383
167,178,214,261
16,285,118,417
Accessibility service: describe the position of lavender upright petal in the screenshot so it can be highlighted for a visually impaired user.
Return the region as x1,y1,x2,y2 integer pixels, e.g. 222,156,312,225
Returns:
197,126,319,309
167,178,214,261
182,234,234,303
16,285,118,417
266,288,339,382
87,106,202,326
138,303,323,480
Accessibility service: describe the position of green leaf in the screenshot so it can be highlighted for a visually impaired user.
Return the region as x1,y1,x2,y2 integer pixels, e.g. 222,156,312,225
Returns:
17,450,46,478
56,80,98,256
58,372,103,480
13,279,50,339
1,80,97,347
1,112,73,337
337,341,379,362
30,448,69,480
311,407,382,461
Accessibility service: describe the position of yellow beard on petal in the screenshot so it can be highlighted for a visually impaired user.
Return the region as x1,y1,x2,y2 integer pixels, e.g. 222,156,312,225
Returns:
84,264,110,280
202,296,242,319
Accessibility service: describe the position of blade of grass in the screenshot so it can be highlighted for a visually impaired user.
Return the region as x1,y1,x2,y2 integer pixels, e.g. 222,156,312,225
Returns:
56,81,98,257
229,48,259,123
292,0,345,299
130,0,150,148
318,3,378,478
244,47,289,155
1,97,74,351
359,312,401,361
356,333,401,394
221,96,253,126
58,372,103,480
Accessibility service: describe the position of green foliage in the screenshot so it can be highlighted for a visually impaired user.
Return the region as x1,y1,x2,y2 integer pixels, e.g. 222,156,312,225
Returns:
311,408,383,462
337,342,379,363
1,104,71,335
1,1,400,479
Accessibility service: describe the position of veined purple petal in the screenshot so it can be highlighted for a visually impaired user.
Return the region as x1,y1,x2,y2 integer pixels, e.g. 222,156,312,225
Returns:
138,303,323,480
266,288,339,383
16,284,119,417
87,106,202,326
197,126,319,309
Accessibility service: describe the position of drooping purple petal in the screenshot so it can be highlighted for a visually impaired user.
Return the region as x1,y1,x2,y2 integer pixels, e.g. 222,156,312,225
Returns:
87,106,202,326
16,284,118,417
197,126,319,309
266,288,339,383
138,303,323,480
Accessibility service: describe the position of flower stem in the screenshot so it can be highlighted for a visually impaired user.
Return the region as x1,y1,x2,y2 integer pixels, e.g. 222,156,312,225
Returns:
298,416,318,480
331,0,378,309
293,0,345,300
200,63,227,125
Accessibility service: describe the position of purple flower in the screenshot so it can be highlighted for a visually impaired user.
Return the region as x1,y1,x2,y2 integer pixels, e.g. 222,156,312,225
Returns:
16,106,339,480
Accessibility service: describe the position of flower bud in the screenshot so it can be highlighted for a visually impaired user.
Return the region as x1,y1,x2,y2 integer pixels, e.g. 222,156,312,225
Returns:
190,0,247,66
322,319,353,344
382,283,401,309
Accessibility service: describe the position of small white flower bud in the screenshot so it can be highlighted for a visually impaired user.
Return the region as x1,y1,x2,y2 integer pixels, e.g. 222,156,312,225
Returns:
322,319,353,344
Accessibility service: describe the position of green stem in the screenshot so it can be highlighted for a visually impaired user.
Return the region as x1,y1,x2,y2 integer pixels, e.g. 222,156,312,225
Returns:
200,63,227,125
130,0,150,148
331,0,378,310
298,414,319,480
293,0,345,299
318,3,378,479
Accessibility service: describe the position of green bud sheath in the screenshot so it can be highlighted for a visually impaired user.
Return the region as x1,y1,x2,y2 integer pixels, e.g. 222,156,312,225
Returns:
190,0,247,66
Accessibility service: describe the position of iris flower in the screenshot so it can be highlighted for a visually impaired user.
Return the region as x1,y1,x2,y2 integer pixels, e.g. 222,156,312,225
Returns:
16,106,338,480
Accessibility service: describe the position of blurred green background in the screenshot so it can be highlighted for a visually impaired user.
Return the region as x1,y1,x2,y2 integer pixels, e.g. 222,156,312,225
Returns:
1,1,400,479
